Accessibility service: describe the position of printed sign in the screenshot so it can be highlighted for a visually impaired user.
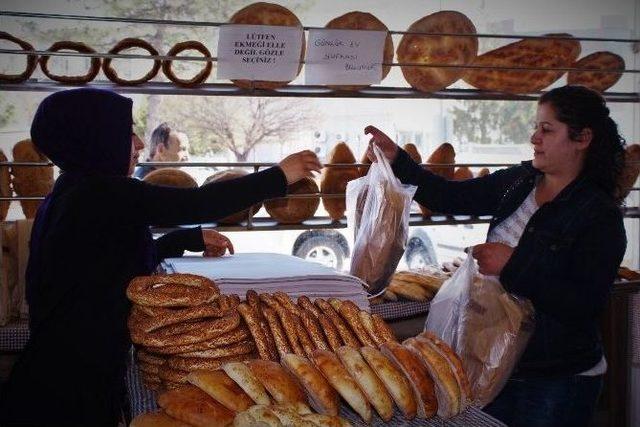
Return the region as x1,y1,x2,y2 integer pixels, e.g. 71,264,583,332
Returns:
305,28,386,85
217,24,304,82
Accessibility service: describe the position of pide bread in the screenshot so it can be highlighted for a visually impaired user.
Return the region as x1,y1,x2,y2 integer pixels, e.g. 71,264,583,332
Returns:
397,11,478,93
325,11,394,91
379,341,437,418
265,177,319,224
405,337,460,418
335,345,394,421
187,369,255,412
419,331,472,409
229,2,304,90
245,359,311,414
11,139,54,219
158,385,235,427
233,405,283,427
203,169,262,224
143,168,198,188
309,349,372,423
321,142,360,221
463,33,581,94
223,361,272,405
360,346,417,419
281,353,339,416
567,51,624,93
269,405,318,427
130,411,191,427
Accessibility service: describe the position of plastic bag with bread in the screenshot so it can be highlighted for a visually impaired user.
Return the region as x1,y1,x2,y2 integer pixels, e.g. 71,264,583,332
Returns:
425,252,535,407
346,145,417,295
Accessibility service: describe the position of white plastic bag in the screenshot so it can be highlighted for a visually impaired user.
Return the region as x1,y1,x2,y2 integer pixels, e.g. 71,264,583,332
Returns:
346,145,416,295
425,251,535,407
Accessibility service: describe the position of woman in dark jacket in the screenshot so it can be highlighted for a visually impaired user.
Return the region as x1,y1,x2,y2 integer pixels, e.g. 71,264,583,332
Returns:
365,85,627,427
0,88,321,426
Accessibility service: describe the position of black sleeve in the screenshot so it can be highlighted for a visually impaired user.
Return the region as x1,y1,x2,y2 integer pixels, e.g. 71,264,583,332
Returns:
500,208,626,324
391,148,524,216
154,226,204,261
101,166,287,227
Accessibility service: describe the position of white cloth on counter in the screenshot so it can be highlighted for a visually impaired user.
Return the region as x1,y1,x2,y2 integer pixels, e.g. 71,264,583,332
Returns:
161,253,370,310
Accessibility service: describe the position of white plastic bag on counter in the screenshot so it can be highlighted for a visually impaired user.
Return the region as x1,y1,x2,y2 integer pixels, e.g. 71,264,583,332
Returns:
425,251,535,407
346,145,416,295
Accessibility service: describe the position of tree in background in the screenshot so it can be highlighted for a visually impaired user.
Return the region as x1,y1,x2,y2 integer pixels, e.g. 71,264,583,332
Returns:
450,100,536,145
0,95,16,129
164,96,318,161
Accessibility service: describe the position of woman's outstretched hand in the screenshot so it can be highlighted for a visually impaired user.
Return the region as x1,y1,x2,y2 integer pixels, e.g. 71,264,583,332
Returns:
364,125,399,163
278,150,323,184
202,229,234,257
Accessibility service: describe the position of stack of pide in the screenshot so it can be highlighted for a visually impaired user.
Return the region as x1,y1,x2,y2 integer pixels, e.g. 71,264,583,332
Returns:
131,329,471,426
387,269,450,302
128,274,473,425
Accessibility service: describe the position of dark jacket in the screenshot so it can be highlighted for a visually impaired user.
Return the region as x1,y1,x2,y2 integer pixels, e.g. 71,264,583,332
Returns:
0,89,288,427
392,148,626,378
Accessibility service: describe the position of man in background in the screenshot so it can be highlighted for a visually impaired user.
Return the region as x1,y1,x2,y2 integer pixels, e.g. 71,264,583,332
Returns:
133,122,190,179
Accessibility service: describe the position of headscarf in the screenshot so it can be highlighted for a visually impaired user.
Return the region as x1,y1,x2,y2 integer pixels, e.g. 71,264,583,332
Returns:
25,89,153,328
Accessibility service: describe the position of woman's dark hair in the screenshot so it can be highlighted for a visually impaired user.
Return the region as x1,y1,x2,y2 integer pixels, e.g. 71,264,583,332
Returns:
539,85,626,203
147,122,172,160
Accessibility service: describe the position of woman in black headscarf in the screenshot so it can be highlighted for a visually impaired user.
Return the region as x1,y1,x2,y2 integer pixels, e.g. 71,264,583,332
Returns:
0,88,321,426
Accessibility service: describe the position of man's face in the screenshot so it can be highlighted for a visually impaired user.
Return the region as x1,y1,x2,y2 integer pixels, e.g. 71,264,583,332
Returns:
157,131,189,162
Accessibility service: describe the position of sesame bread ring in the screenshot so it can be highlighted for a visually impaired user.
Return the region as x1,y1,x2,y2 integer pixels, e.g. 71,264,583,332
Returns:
0,32,38,83
40,41,101,84
162,40,212,87
127,274,219,308
103,37,161,85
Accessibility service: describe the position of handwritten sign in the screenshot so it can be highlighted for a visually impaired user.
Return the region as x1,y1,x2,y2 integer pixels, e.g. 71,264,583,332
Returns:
217,24,304,81
305,28,386,85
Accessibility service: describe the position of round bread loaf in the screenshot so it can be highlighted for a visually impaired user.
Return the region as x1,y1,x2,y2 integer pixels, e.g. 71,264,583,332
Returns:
397,11,478,93
0,150,11,221
453,166,473,181
11,139,54,219
420,143,455,216
265,177,319,224
325,11,394,91
403,143,422,164
203,169,262,224
143,168,198,188
229,2,305,90
567,51,625,93
321,142,359,221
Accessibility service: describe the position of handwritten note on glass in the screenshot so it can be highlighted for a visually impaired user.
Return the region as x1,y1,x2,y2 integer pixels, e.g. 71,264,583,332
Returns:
217,24,303,81
305,29,386,85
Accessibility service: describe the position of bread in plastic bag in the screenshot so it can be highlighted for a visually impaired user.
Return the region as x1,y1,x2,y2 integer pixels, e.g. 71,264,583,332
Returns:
346,145,416,295
425,252,535,407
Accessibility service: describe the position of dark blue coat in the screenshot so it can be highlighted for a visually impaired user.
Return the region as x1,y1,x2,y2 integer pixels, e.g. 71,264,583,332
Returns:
392,147,626,378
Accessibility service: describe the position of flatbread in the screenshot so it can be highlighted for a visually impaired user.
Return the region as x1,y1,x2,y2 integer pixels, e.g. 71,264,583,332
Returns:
463,33,581,94
397,11,478,93
567,51,625,93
